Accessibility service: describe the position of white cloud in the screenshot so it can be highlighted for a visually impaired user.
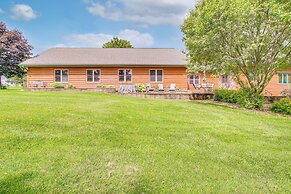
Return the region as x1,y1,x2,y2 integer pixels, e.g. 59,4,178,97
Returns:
64,29,154,48
54,44,68,48
10,4,38,21
85,0,195,26
65,33,113,47
119,29,154,47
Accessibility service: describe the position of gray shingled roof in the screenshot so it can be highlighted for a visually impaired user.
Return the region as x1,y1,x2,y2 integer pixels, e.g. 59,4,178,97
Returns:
21,48,187,66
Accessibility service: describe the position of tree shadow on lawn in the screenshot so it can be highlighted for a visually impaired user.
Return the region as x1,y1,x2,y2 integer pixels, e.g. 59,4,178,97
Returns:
128,177,157,194
0,172,37,193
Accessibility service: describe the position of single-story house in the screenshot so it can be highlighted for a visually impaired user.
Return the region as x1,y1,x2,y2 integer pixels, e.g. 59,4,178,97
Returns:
21,48,290,96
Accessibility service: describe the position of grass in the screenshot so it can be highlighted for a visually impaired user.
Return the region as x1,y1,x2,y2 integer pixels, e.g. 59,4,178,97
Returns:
0,88,290,193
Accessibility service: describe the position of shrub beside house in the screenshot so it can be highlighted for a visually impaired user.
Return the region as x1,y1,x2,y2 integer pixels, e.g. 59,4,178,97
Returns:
271,98,291,115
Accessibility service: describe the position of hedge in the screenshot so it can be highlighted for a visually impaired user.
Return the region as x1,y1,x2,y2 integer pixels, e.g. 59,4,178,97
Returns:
214,89,265,109
271,98,291,115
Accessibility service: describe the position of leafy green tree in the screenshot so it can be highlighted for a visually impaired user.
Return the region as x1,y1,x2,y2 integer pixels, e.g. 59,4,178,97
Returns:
102,37,133,48
181,0,291,95
7,76,26,86
0,22,33,86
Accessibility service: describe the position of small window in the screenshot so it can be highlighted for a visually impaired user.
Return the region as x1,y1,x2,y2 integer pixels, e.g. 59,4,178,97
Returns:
87,69,100,82
222,74,228,84
126,70,132,82
55,70,61,82
189,75,200,85
157,70,163,82
119,70,125,82
54,69,68,83
119,69,132,82
150,69,163,82
150,70,156,82
279,73,291,84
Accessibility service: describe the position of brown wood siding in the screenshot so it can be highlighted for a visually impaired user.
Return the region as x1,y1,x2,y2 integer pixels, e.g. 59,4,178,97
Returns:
28,66,188,90
27,67,291,95
265,71,291,96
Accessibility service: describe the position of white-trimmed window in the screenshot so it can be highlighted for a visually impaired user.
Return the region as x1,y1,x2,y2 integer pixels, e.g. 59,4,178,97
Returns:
279,73,291,84
87,69,101,82
150,69,163,82
189,74,200,85
54,69,68,83
119,69,132,82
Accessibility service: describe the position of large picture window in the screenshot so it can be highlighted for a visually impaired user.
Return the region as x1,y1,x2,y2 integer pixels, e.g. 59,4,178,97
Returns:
119,69,132,82
279,73,291,84
189,74,200,85
150,69,163,82
87,69,100,82
54,69,68,83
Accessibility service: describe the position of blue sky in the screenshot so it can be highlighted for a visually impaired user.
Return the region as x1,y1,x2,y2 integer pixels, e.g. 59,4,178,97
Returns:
0,0,195,55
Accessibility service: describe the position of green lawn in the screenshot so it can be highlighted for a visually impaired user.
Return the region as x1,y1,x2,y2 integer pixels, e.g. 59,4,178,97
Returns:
0,88,290,193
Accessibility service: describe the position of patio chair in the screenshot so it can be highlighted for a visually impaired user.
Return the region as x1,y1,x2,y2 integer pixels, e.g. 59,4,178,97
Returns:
119,84,136,93
169,84,176,92
158,84,164,92
201,82,214,92
41,82,48,88
281,89,291,97
193,83,201,89
30,81,47,88
146,83,154,92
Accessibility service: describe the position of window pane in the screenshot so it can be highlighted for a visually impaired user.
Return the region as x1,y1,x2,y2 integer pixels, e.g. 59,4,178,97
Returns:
62,70,68,76
55,70,61,82
55,75,61,82
279,73,283,83
87,70,93,82
94,70,100,82
126,70,132,82
189,75,194,84
62,75,68,82
55,70,61,75
288,74,291,84
157,70,163,82
119,70,125,82
283,74,288,84
62,70,68,82
194,75,200,85
150,70,156,82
